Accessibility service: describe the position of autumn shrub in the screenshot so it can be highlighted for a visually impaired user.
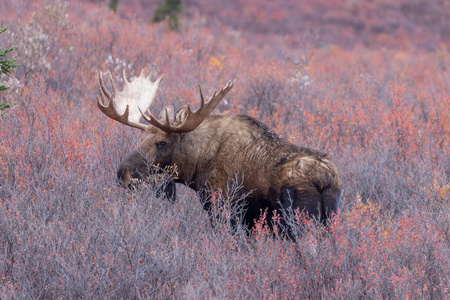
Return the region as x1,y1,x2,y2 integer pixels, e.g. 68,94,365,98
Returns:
9,0,72,92
1,73,448,299
0,0,449,298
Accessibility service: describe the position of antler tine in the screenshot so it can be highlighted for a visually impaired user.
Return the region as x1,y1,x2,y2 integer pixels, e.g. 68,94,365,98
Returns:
97,70,115,112
98,71,108,100
140,79,236,133
109,71,119,97
198,84,205,110
98,70,117,105
138,106,173,132
122,69,128,84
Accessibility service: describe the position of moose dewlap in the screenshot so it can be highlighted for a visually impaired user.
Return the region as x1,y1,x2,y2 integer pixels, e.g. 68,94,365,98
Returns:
97,70,342,230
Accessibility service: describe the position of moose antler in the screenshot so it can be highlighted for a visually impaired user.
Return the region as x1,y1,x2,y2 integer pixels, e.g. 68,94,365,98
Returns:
97,70,164,131
140,79,236,133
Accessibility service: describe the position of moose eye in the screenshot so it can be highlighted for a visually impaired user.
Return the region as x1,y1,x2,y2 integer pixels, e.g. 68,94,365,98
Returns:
157,141,167,149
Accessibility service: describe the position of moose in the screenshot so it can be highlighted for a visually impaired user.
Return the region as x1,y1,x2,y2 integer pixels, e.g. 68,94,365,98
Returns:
97,70,342,230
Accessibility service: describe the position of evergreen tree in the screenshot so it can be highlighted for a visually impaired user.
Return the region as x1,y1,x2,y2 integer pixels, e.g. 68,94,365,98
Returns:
0,26,17,91
0,26,18,115
153,0,182,31
109,0,120,13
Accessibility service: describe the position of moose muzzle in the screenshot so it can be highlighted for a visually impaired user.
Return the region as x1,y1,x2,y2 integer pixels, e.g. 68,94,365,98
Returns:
116,149,148,188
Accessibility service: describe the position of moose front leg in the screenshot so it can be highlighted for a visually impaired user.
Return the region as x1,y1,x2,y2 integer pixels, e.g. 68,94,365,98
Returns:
155,179,177,202
198,189,249,234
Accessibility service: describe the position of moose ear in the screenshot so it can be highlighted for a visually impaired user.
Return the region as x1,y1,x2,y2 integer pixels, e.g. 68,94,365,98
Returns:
173,106,188,126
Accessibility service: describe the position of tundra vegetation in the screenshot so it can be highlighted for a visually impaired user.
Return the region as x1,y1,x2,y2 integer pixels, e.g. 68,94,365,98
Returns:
0,0,449,298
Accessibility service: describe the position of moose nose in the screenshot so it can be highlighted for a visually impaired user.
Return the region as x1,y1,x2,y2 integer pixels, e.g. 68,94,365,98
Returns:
116,148,148,187
117,165,131,187
117,164,143,188
117,165,127,181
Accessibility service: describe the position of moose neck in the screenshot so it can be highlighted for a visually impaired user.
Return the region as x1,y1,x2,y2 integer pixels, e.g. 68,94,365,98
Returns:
171,116,227,190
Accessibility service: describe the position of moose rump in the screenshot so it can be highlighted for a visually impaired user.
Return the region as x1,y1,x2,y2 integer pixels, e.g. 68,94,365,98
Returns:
97,70,342,230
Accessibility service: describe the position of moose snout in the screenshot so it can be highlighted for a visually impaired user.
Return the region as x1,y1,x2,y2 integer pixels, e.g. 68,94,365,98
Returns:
116,149,148,188
117,165,138,187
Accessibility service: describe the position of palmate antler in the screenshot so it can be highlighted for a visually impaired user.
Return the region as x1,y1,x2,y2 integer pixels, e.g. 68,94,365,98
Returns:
140,80,235,133
97,70,164,131
98,69,235,133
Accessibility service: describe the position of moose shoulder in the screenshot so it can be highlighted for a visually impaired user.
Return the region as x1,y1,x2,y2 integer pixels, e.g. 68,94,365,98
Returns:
97,70,342,229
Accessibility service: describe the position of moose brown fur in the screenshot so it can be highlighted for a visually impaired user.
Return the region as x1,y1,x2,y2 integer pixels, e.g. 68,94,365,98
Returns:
97,70,342,229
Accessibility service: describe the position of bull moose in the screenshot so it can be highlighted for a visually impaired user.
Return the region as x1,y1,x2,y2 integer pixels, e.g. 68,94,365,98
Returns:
97,70,342,230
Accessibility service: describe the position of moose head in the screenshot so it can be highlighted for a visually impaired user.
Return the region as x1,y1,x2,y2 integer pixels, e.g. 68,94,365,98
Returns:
97,70,235,201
